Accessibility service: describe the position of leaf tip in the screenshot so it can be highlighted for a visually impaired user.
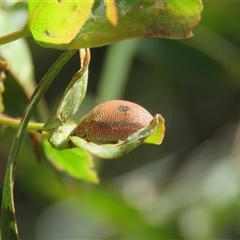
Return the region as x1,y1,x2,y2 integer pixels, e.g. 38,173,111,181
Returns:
144,114,165,145
105,0,118,26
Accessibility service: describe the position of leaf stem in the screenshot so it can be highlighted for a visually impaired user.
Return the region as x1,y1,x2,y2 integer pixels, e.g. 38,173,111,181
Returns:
0,49,77,240
0,114,44,131
0,24,31,45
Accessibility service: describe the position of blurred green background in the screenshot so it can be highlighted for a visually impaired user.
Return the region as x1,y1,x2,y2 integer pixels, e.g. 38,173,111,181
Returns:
1,1,240,239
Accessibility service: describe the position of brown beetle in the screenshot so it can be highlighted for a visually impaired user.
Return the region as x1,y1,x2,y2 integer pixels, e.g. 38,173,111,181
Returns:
70,100,153,143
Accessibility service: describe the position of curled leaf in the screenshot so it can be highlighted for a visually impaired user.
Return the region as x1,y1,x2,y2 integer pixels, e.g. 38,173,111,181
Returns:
44,49,90,150
42,117,62,131
144,114,165,145
56,48,90,123
48,125,75,150
69,114,165,159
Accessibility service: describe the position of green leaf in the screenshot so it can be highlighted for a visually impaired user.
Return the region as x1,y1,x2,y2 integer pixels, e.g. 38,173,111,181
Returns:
48,125,75,150
56,49,90,123
42,117,63,131
70,114,165,159
144,114,165,145
46,49,90,150
105,0,118,26
28,0,202,49
28,0,94,45
43,139,99,183
0,8,36,99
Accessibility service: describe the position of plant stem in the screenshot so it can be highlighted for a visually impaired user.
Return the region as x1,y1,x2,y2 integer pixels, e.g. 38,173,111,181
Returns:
0,24,31,45
0,49,77,240
0,114,44,131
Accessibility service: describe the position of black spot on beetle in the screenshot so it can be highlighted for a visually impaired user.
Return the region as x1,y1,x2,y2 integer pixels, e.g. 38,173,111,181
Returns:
97,122,111,130
119,105,130,112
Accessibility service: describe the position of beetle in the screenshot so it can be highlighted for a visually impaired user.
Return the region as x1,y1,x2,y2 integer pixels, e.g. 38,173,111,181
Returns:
70,100,153,143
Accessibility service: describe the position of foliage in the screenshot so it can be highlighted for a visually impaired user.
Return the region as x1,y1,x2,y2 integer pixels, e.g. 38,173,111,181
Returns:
10,1,240,240
27,0,202,49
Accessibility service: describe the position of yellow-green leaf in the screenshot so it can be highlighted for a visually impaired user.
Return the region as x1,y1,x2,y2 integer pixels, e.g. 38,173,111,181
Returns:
28,0,94,45
144,114,165,145
27,0,203,49
105,0,118,26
